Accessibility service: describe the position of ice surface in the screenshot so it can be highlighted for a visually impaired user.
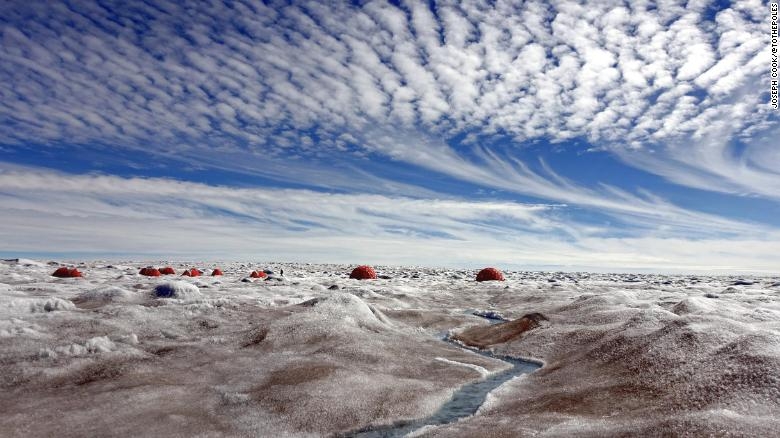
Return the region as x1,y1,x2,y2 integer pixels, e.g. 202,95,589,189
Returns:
434,357,490,378
1,258,47,267
0,262,778,437
73,286,135,307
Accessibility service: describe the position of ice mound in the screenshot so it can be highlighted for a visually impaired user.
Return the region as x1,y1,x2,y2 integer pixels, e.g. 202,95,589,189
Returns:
672,297,718,315
40,336,117,358
29,297,76,313
84,336,116,353
75,286,133,304
310,292,387,326
265,293,391,350
153,281,201,299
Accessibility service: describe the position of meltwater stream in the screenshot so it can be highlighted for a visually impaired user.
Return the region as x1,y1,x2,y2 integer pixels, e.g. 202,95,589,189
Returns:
343,313,541,437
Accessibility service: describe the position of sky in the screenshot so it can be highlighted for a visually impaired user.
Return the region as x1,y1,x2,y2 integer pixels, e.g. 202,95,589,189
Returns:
0,0,778,273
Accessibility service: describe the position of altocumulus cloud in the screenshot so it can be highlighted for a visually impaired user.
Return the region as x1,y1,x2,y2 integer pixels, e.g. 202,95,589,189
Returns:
0,0,778,271
0,1,772,176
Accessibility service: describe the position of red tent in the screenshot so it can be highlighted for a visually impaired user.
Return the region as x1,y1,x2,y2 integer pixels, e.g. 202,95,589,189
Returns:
211,268,223,276
139,267,161,277
250,270,267,278
52,267,83,278
159,267,176,275
182,268,201,277
350,265,377,280
476,267,504,282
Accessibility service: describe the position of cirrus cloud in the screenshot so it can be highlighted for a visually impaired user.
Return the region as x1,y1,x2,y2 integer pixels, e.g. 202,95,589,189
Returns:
0,165,778,272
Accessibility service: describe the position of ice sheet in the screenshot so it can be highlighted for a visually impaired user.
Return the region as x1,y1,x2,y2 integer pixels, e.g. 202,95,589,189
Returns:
0,262,778,436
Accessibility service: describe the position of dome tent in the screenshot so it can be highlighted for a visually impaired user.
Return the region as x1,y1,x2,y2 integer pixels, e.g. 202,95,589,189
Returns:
139,267,161,277
350,265,377,280
154,281,201,299
159,267,176,275
476,267,504,282
211,268,223,276
250,270,267,278
181,268,201,277
52,267,83,278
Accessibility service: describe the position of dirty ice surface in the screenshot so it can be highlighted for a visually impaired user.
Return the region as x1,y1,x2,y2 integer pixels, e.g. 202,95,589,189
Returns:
1,259,779,437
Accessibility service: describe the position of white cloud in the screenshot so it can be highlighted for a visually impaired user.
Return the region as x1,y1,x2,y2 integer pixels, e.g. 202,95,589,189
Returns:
0,0,777,270
614,91,780,202
359,128,766,237
0,166,778,272
0,1,770,154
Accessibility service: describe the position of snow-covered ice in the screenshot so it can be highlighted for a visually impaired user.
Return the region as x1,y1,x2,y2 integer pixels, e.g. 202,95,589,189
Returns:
0,261,778,436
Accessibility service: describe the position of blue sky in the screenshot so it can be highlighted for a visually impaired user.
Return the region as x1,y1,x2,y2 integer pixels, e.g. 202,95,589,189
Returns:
0,0,778,272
